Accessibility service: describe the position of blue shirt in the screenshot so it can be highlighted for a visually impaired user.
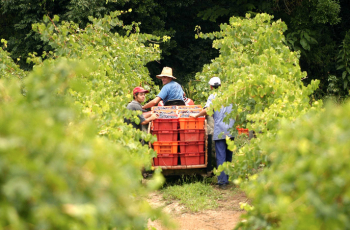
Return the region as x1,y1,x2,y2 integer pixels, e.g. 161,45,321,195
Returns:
205,94,235,140
157,80,184,105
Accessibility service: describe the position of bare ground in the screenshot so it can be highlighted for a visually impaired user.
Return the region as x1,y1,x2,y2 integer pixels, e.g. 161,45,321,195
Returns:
147,185,248,230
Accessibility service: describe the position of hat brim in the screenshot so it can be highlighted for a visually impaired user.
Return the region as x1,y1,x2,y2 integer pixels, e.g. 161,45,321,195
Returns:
156,75,176,79
134,89,149,94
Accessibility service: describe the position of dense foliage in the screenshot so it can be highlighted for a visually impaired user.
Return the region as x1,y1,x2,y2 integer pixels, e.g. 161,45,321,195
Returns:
0,0,220,84
276,0,350,100
29,11,162,162
0,12,168,229
2,0,349,98
0,40,26,81
1,1,350,229
236,101,350,229
193,12,349,229
194,13,321,179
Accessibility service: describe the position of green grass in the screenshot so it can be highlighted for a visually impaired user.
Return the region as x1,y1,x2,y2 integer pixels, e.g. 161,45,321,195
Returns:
161,180,222,212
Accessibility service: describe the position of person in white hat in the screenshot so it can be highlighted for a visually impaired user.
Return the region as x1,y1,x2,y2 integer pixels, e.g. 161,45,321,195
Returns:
191,76,235,189
142,67,184,109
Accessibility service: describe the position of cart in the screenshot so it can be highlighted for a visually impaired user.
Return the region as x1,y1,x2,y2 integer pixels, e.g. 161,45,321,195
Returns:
148,108,213,176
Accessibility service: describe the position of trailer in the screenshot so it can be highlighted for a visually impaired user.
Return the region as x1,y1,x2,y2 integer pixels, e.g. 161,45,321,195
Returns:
147,105,214,176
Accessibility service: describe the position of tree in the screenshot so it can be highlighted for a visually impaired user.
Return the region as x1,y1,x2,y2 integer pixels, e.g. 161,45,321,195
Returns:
236,101,350,229
1,0,350,98
194,13,321,179
272,0,350,99
0,11,170,229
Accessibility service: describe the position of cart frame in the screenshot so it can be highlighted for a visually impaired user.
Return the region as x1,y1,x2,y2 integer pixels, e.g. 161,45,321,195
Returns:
148,119,213,176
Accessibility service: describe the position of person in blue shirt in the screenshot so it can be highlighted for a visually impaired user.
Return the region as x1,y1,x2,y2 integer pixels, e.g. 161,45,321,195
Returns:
142,67,184,109
191,77,235,189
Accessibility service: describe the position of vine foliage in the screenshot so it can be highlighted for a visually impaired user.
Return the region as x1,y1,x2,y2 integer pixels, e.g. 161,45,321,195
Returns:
0,11,169,229
195,13,321,179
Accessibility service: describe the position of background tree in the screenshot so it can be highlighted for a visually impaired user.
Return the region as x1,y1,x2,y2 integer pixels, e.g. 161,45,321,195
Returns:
1,0,350,99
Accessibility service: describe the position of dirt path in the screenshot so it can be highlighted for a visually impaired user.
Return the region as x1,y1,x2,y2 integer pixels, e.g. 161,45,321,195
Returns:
147,185,248,230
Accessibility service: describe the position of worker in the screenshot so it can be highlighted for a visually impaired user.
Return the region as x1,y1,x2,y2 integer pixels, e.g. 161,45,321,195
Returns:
142,67,184,109
158,92,194,106
125,86,158,131
190,77,235,189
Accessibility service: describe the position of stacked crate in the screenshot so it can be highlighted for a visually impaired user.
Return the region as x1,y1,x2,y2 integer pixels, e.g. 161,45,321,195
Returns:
151,106,179,166
177,105,205,165
151,105,205,166
236,127,249,136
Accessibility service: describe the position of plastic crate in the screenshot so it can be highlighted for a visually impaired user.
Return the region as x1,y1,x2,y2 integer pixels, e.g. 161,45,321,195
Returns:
178,129,205,141
179,117,205,129
153,109,177,115
179,152,205,165
157,114,179,119
176,105,202,110
152,130,179,141
152,106,177,111
237,128,249,136
152,119,178,130
154,154,178,166
153,141,178,154
177,109,202,114
179,141,205,153
178,114,205,118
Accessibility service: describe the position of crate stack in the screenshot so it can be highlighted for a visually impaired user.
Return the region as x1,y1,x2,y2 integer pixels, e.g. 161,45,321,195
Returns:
177,105,205,165
151,106,179,166
151,105,206,166
236,127,249,136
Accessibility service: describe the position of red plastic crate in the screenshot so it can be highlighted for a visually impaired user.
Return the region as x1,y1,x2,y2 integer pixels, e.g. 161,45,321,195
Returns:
237,128,249,136
154,154,178,166
176,105,202,110
151,106,177,111
153,141,178,154
178,129,205,141
153,109,177,114
179,141,205,153
179,117,205,129
152,119,178,130
179,152,205,165
152,130,179,141
177,109,202,114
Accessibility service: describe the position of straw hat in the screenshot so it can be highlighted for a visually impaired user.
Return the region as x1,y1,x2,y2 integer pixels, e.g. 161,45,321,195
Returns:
156,67,176,79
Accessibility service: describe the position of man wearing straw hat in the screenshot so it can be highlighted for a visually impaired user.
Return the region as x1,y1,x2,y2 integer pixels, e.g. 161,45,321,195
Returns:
142,67,184,109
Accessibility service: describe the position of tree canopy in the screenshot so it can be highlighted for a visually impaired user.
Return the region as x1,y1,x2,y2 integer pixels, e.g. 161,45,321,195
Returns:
1,0,349,98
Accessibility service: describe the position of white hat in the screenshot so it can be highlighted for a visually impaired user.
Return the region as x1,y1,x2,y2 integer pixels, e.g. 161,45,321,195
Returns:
208,77,221,86
156,67,176,79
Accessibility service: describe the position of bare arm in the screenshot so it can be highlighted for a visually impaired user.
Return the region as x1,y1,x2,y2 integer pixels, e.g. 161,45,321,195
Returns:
143,111,152,119
142,96,162,109
141,113,159,125
190,108,208,118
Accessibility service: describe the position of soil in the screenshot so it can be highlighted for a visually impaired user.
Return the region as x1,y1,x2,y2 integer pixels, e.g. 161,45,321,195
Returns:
147,184,248,230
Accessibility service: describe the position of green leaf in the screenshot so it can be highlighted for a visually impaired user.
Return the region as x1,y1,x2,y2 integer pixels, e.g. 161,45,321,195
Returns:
337,65,345,70
342,71,347,79
303,32,311,42
300,38,310,51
